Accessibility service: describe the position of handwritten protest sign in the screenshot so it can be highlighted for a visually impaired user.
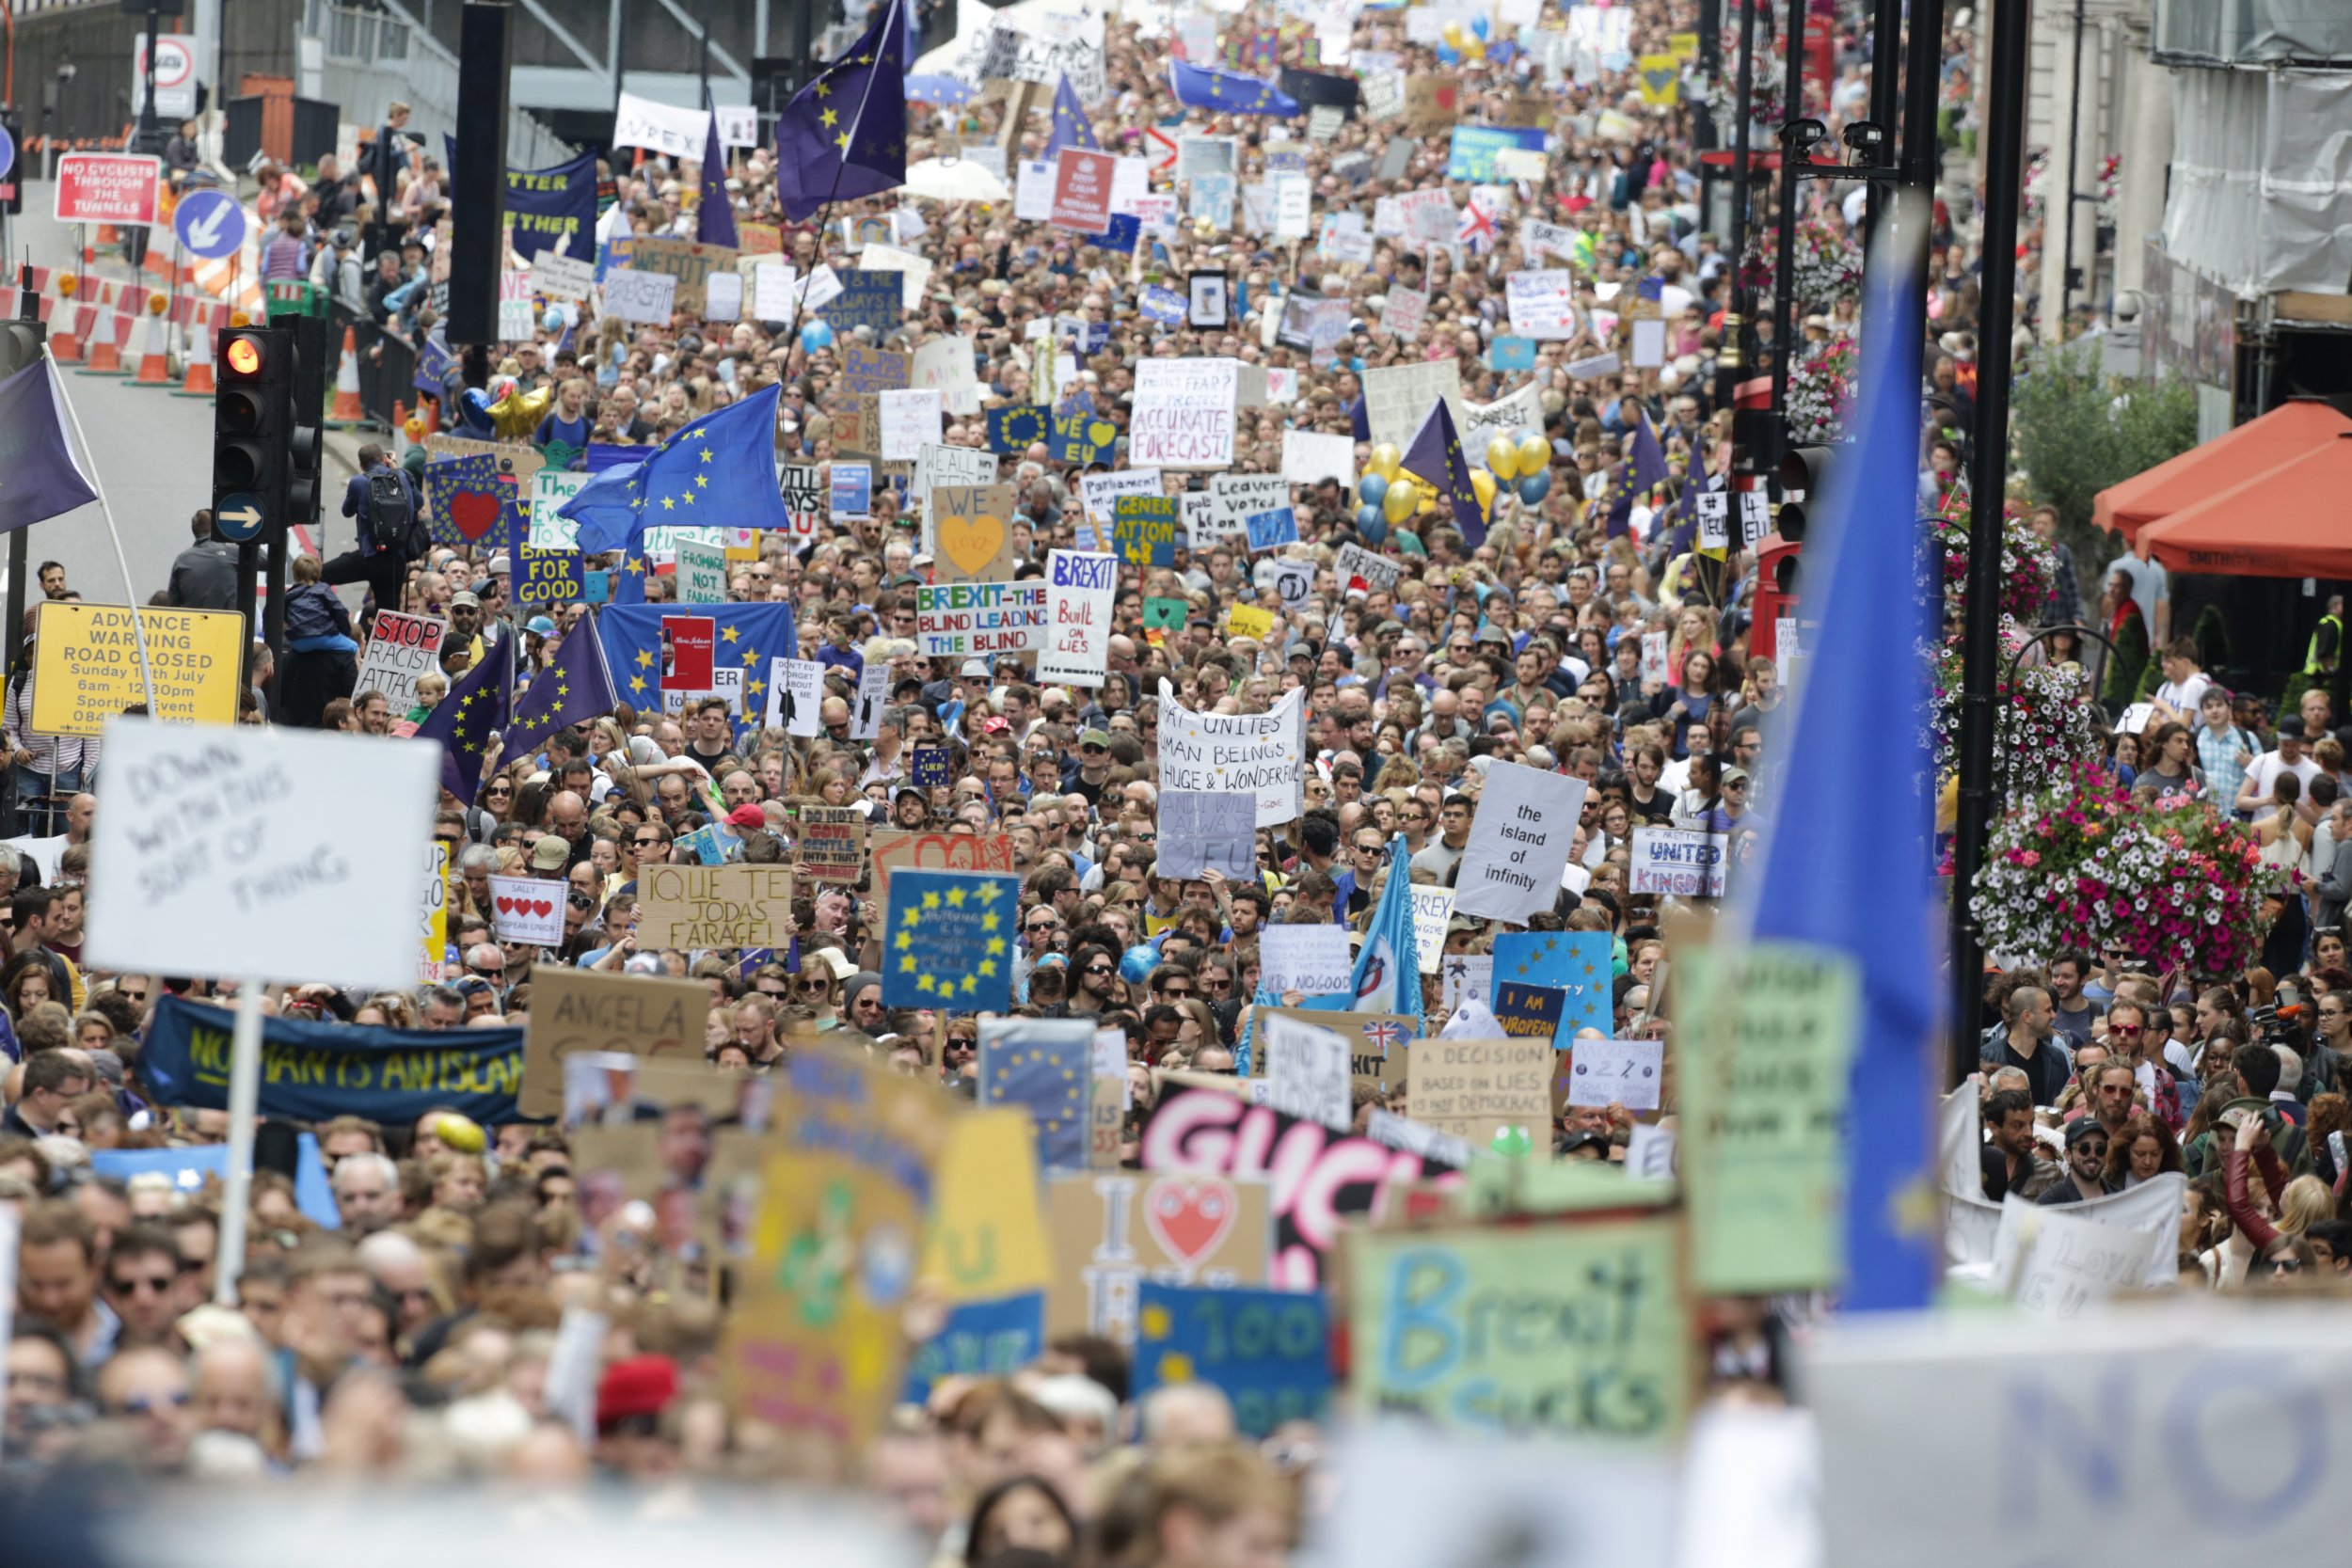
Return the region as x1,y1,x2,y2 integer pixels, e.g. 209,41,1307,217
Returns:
1081,467,1163,531
914,580,1049,658
1130,358,1239,468
1263,1011,1352,1130
763,657,823,736
520,966,709,1119
882,870,1022,1012
1135,1282,1330,1437
1041,549,1117,687
1157,790,1256,879
1991,1196,2172,1321
1044,1172,1273,1340
1563,1037,1664,1110
1157,684,1304,827
1454,762,1588,922
1260,925,1353,997
1410,886,1455,974
905,1292,1043,1402
600,267,677,324
1359,358,1468,450
1406,1037,1556,1142
488,874,565,946
796,805,866,884
635,864,794,949
1629,828,1729,896
930,481,1018,583
1112,495,1180,568
33,603,244,736
628,236,738,312
139,995,523,1124
87,721,437,989
869,830,1016,903
353,610,449,714
1255,1006,1418,1091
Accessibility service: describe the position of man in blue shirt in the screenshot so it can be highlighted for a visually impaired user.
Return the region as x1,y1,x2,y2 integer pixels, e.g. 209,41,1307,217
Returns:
324,443,420,629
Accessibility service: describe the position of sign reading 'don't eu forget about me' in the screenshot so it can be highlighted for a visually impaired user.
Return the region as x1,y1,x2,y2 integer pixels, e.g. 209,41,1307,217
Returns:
32,602,246,736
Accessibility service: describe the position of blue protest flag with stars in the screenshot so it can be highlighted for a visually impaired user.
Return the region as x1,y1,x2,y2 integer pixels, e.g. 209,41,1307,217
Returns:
558,383,790,554
594,603,796,733
504,611,618,755
1606,413,1672,538
883,870,1021,1013
696,107,739,247
1400,397,1486,549
1348,835,1423,1020
977,1017,1096,1169
772,0,909,221
986,404,1051,454
0,359,99,534
1042,73,1101,163
412,630,513,807
1169,60,1300,117
1492,930,1613,1037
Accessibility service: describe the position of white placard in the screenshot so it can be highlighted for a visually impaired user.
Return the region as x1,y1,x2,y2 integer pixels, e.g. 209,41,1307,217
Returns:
601,267,678,325
87,721,439,989
1640,630,1671,686
1359,358,1467,451
1522,217,1577,262
1459,381,1548,453
1625,1122,1677,1180
880,389,945,460
1628,827,1729,897
1564,1037,1664,1110
1263,1010,1353,1130
530,250,595,301
1990,1196,2172,1321
714,104,758,149
1505,269,1578,340
1453,761,1589,922
488,874,567,947
530,470,587,547
1273,172,1313,240
1383,283,1428,340
1359,71,1405,121
1129,358,1239,469
612,91,711,160
1260,924,1354,997
354,610,449,715
1438,954,1493,1016
912,333,982,415
1741,489,1772,547
1262,558,1313,610
859,240,935,311
746,263,797,322
850,661,889,740
1280,430,1355,487
1015,158,1057,222
1041,549,1117,688
1409,885,1455,974
1080,467,1164,531
1157,682,1304,827
1209,473,1291,537
764,656,825,736
1565,350,1622,380
1336,542,1403,597
1629,316,1667,368
1697,489,1731,551
498,271,536,341
674,536,729,603
1179,491,1217,551
702,269,742,322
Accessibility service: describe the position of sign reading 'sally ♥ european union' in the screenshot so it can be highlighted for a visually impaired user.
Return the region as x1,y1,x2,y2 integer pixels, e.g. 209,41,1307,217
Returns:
882,870,1022,1012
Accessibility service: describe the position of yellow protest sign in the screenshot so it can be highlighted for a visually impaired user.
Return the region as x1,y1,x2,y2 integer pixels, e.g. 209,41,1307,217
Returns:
1635,54,1682,106
421,844,447,982
1667,30,1699,58
921,1107,1053,1304
31,602,244,736
1350,1215,1691,1445
1227,604,1274,641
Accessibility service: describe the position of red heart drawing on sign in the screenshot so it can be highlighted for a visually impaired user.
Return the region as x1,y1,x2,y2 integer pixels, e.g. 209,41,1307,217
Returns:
449,490,501,543
1143,1177,1237,1270
531,899,554,919
495,895,516,915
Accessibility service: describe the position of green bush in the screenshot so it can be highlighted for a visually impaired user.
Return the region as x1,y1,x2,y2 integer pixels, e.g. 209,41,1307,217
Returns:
2011,343,2199,609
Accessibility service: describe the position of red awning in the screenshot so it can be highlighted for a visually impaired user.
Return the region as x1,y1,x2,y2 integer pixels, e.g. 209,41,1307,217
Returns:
2134,432,2352,578
2093,398,2352,546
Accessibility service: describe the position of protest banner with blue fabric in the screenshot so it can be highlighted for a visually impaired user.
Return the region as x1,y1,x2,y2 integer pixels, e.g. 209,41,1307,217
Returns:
1400,396,1486,549
882,870,1020,1012
0,358,99,533
443,139,596,262
904,1291,1044,1402
92,1136,341,1229
1741,190,1940,1312
142,996,528,1126
824,270,905,338
506,612,617,755
558,383,791,554
1349,836,1423,1018
977,1019,1095,1168
1139,285,1186,326
594,602,796,732
1444,126,1548,181
411,630,512,805
772,0,908,220
1169,60,1301,117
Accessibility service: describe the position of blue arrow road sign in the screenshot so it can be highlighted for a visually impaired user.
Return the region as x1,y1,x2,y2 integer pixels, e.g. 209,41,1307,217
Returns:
174,189,246,261
0,123,15,184
215,491,266,542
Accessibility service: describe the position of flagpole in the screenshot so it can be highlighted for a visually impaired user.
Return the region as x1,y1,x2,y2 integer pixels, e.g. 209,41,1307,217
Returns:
780,0,906,367
49,359,160,717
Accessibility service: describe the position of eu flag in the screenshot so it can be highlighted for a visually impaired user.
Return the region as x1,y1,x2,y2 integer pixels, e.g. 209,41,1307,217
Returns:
772,0,909,222
1169,60,1299,117
1605,413,1671,539
696,107,739,247
1401,397,1485,548
558,383,790,554
0,359,98,533
595,602,796,739
885,870,1021,1012
1041,74,1100,164
1348,836,1424,1021
505,611,618,755
1745,190,1939,1311
987,404,1050,454
413,629,513,807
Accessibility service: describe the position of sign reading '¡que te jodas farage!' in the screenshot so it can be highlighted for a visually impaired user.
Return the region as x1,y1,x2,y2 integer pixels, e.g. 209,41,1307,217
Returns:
634,864,795,949
33,603,247,737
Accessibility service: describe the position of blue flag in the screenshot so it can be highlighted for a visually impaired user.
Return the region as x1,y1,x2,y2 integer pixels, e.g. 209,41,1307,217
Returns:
0,358,98,533
1606,413,1672,538
772,0,909,221
1042,73,1101,163
559,383,790,553
1348,836,1423,1020
1169,60,1300,117
505,611,618,755
883,870,1021,1013
142,997,526,1127
595,602,796,733
1401,397,1486,549
696,108,739,247
1493,930,1613,1037
412,629,512,806
445,139,596,262
977,1017,1095,1168
1745,192,1939,1312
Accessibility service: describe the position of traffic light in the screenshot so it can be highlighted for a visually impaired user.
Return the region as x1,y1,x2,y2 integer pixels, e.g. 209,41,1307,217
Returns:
214,325,293,544
1775,445,1836,551
285,313,327,526
0,316,44,380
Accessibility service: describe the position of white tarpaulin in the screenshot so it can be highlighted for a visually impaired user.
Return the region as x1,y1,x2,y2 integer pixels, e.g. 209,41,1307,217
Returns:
2163,68,2352,297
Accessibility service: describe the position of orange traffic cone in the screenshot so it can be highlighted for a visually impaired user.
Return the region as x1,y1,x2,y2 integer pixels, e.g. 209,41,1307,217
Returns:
172,314,217,396
421,397,440,436
327,324,365,425
49,277,84,362
81,299,125,375
130,295,172,386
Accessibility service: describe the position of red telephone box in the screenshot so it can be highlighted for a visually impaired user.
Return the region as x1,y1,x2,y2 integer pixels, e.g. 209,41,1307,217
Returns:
1750,532,1802,663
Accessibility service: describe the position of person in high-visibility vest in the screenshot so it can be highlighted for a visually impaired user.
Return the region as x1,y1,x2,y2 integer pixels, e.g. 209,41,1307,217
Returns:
2305,594,2344,689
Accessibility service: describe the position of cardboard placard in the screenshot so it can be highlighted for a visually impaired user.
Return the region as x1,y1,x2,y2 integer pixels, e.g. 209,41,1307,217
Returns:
520,965,711,1119
796,804,866,884
635,863,795,949
1043,1171,1274,1340
1405,1037,1557,1142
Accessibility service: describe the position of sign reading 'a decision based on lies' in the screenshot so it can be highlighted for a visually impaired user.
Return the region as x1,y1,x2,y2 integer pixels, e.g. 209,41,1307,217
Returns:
635,864,795,949
33,603,245,736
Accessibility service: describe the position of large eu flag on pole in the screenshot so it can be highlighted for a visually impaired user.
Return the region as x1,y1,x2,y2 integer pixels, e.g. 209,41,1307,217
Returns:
557,383,790,554
1745,189,1940,1312
0,359,99,533
772,0,909,221
413,630,513,807
505,612,618,755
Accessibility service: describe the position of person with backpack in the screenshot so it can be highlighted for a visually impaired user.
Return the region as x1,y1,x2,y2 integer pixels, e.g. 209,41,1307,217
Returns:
164,509,241,611
326,443,422,628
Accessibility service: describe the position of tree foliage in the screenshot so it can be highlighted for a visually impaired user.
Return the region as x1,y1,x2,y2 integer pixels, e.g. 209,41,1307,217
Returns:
2011,343,2200,606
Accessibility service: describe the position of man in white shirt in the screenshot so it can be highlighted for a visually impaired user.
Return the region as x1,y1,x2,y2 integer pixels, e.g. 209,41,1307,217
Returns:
2238,716,2323,820
2149,637,2214,726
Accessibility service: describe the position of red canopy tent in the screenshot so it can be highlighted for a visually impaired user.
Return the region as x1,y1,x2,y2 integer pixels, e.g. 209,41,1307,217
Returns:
2132,432,2352,577
2093,398,2351,546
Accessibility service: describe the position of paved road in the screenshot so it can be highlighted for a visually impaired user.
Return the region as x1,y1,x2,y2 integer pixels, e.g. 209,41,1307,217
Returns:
0,182,362,611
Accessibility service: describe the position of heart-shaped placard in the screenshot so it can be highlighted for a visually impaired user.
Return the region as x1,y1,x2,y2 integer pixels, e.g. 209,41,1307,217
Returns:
1144,1176,1237,1271
939,505,1006,578
449,490,501,542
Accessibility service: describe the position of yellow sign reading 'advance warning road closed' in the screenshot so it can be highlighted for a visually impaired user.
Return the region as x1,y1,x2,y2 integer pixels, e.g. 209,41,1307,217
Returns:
32,603,245,737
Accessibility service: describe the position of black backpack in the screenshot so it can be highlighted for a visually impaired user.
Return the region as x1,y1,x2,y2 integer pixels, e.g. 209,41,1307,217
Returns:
365,467,416,554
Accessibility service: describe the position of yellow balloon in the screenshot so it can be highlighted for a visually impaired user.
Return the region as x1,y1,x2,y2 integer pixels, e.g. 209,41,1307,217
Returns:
1440,19,1465,45
1418,493,1437,515
488,383,554,440
1383,478,1419,523
1486,435,1520,481
1515,433,1551,476
1369,442,1402,482
1462,37,1485,59
1470,467,1497,517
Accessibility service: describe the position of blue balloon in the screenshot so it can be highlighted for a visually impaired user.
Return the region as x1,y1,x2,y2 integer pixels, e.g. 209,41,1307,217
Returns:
1436,42,1460,63
800,320,835,349
1470,14,1489,37
1359,514,1388,546
1518,470,1552,504
1359,473,1389,506
1120,944,1160,986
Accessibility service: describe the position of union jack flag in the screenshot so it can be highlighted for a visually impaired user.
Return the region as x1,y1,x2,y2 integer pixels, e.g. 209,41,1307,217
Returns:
1360,1020,1407,1053
1456,199,1498,254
